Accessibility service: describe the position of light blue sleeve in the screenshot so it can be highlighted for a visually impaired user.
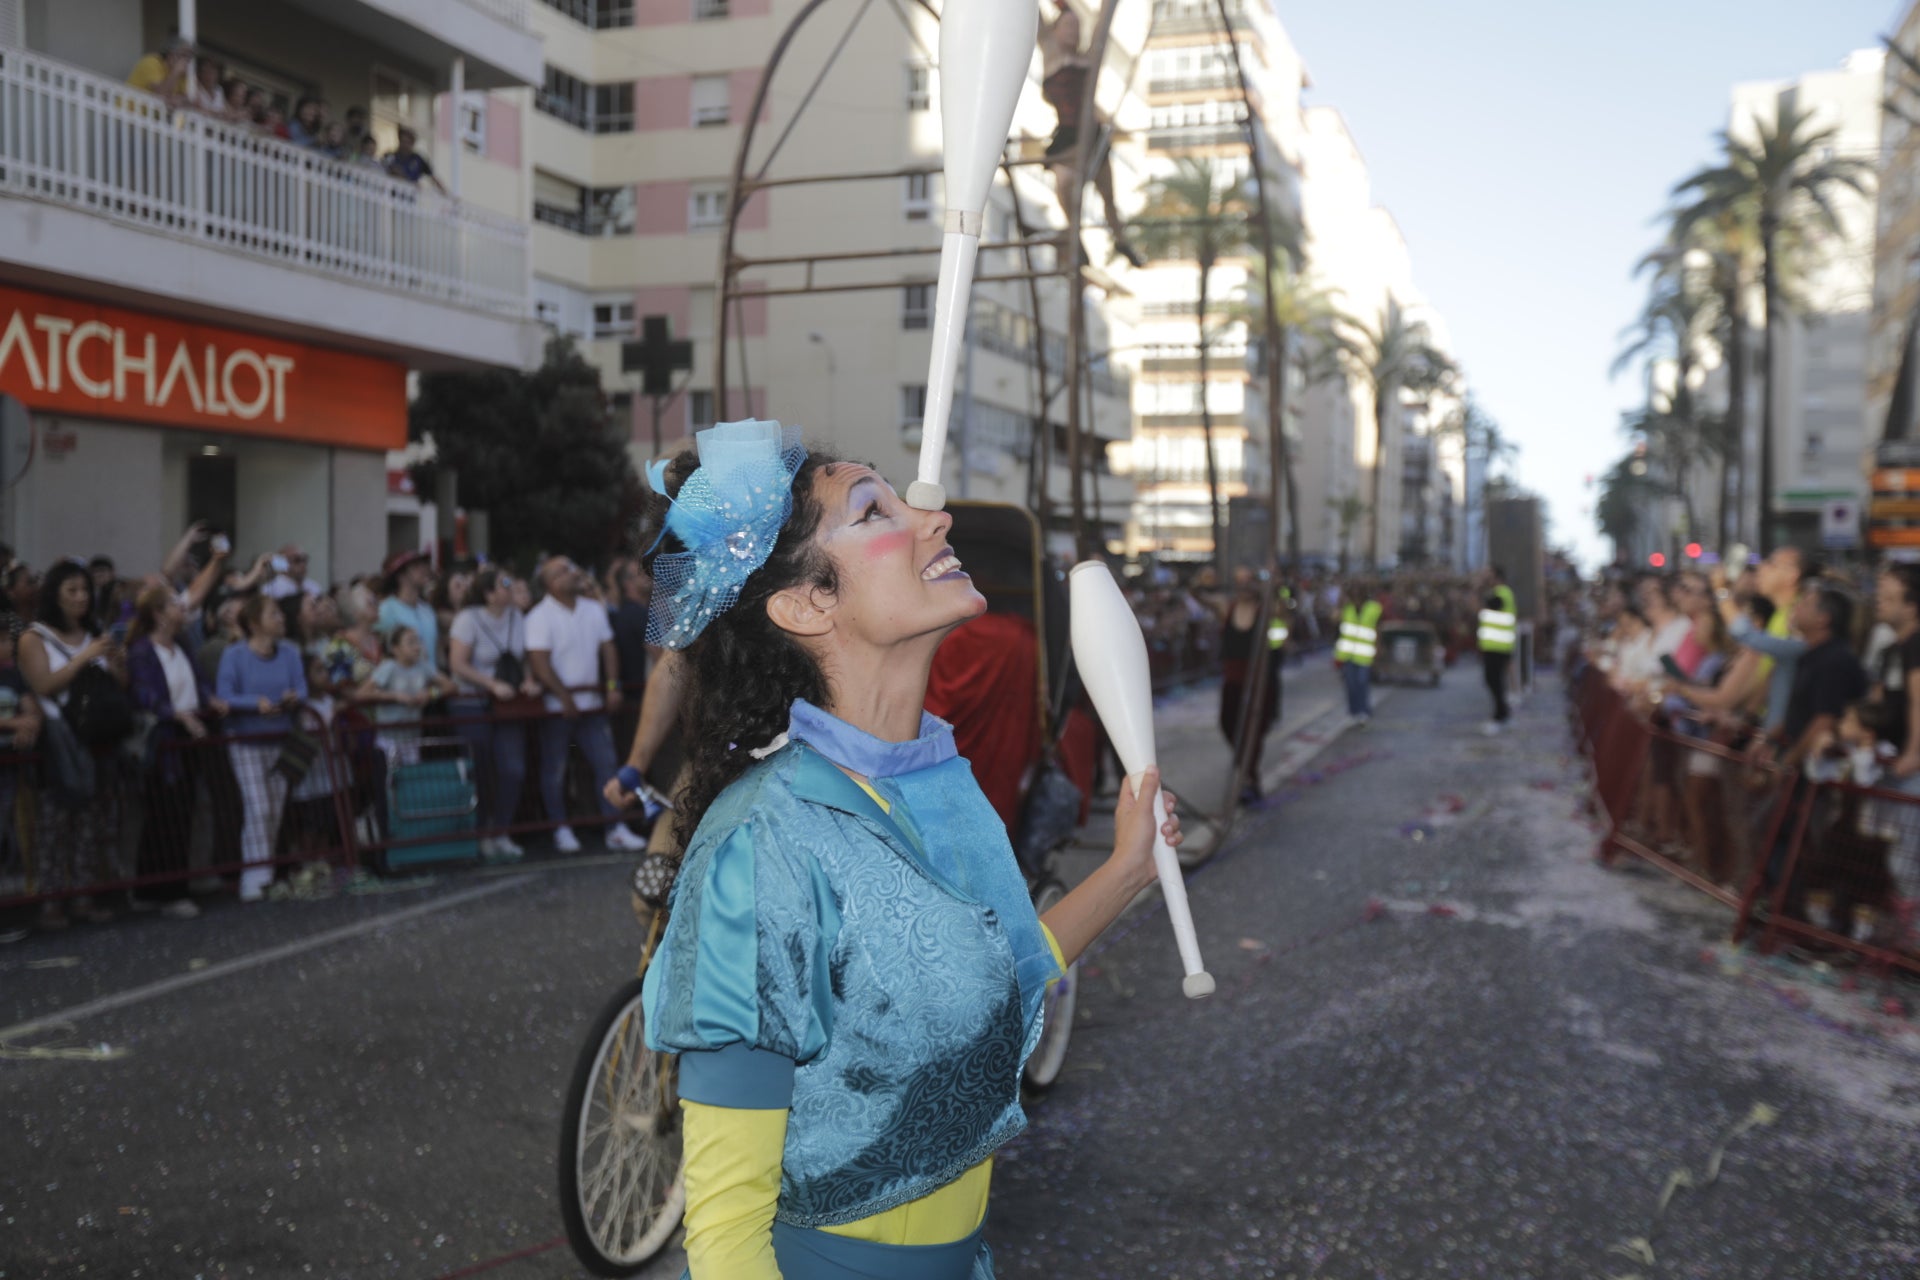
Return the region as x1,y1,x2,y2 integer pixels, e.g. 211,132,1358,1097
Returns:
1730,614,1806,660
642,817,839,1079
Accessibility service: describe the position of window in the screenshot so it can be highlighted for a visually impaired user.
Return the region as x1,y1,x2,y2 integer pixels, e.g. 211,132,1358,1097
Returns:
592,298,636,339
534,277,593,340
586,186,635,236
534,170,589,232
690,185,728,230
691,76,730,127
900,383,928,445
593,82,634,134
539,0,635,28
688,287,716,337
695,0,729,19
902,284,931,330
456,93,487,154
904,172,932,220
538,66,634,134
539,66,590,129
905,63,930,111
690,389,716,430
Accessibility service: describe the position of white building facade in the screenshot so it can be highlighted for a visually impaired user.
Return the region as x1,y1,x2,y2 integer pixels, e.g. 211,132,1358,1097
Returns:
0,0,541,582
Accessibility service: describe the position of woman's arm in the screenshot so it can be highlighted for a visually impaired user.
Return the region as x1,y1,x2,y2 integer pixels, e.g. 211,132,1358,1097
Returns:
1040,770,1179,967
679,1101,787,1280
1730,615,1806,660
17,630,107,700
447,632,493,692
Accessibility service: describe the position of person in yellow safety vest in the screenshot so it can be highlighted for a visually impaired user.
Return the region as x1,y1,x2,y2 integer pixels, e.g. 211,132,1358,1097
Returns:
1334,582,1382,725
1216,567,1283,801
1478,564,1518,734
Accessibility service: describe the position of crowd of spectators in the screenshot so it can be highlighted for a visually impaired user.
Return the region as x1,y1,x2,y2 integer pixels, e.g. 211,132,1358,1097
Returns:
124,36,448,192
1577,549,1918,957
0,525,656,937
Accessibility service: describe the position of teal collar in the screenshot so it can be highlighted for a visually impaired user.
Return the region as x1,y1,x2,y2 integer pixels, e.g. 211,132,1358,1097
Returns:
786,699,955,779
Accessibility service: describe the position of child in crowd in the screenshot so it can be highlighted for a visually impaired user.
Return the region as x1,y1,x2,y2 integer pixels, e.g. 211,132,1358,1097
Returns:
1806,699,1904,943
357,626,452,769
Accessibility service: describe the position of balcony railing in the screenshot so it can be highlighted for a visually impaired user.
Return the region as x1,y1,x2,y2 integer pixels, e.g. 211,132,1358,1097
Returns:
464,0,533,26
0,47,530,320
1147,74,1239,96
1146,124,1245,152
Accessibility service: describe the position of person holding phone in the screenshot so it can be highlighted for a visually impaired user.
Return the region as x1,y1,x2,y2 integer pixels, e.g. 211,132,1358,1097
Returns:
17,561,128,929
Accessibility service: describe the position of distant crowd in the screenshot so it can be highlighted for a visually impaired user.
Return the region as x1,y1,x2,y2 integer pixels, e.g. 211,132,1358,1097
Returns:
1,524,655,936
126,36,446,192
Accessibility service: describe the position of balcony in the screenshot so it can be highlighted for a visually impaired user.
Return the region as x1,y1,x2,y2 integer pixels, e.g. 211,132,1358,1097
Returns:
279,0,544,88
1146,124,1245,153
1147,74,1239,96
1148,0,1252,39
0,47,534,369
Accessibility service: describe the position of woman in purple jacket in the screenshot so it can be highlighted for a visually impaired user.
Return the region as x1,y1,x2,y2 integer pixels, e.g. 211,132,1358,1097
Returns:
127,585,229,915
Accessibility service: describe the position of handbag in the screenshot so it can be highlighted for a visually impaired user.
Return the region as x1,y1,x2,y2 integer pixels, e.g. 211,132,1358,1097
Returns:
479,612,524,691
39,715,97,804
35,626,134,748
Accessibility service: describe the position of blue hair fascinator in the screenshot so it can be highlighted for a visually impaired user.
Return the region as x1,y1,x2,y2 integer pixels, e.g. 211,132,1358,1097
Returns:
645,419,807,649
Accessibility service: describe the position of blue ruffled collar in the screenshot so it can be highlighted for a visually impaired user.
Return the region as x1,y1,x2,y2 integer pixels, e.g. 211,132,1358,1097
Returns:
784,699,956,779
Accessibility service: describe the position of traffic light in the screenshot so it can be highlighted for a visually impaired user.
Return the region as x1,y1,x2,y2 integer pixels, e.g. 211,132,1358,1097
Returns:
1649,552,1667,568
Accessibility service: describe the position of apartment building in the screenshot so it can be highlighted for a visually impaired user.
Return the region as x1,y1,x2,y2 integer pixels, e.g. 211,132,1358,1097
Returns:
0,0,541,582
440,0,1143,554
1121,0,1306,562
1731,49,1882,549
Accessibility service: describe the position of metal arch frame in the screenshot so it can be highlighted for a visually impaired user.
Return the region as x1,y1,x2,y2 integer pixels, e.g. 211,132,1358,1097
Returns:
710,0,1131,553
709,0,1283,568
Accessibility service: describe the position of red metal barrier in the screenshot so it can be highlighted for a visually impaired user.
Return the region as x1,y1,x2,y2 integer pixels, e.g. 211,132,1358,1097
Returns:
1568,657,1919,978
0,686,660,911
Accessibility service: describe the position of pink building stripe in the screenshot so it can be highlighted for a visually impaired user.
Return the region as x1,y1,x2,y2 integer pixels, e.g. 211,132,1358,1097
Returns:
636,75,691,130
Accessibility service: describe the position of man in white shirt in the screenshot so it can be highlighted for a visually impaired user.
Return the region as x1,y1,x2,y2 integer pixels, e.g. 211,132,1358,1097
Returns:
525,555,644,853
261,546,324,601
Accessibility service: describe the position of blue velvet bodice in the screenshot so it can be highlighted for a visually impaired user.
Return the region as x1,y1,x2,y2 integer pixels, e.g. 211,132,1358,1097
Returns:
642,702,1058,1226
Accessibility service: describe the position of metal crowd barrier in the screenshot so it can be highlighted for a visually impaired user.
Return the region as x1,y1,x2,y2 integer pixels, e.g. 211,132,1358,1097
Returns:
1567,657,1919,978
0,686,654,911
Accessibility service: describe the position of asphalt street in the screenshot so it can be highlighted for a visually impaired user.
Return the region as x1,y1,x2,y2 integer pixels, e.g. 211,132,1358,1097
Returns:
4,660,1918,1279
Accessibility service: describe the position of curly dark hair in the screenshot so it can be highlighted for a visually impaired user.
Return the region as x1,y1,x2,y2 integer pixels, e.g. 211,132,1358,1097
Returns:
645,447,843,850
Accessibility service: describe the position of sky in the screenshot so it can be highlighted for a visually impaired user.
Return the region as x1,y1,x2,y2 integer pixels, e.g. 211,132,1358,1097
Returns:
1272,0,1901,568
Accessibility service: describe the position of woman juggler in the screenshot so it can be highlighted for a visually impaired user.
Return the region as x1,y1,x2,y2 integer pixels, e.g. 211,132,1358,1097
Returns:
638,420,1181,1278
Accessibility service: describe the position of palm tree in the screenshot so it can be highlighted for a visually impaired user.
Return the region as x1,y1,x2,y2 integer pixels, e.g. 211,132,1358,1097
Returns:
1671,100,1873,551
1133,157,1258,573
1231,249,1331,566
1338,300,1456,567
1334,494,1367,575
1434,396,1513,564
1613,267,1724,540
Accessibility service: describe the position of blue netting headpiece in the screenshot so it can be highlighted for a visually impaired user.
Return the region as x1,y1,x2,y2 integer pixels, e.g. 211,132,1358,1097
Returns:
644,419,807,649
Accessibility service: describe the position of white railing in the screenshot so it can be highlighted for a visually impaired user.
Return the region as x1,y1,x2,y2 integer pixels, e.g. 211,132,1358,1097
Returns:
0,47,529,320
459,0,532,28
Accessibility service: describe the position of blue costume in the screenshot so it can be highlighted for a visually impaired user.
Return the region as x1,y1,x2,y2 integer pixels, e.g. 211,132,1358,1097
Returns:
642,699,1059,1277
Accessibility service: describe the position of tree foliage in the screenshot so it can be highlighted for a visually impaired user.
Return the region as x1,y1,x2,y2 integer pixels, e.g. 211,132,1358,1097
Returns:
1337,301,1457,567
409,336,643,570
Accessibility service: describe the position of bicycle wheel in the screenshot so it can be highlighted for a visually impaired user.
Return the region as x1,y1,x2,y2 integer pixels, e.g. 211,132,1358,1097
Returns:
1023,878,1080,1093
559,977,686,1276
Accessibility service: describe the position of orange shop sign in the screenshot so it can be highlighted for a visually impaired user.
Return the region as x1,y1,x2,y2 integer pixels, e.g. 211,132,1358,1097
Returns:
0,285,406,450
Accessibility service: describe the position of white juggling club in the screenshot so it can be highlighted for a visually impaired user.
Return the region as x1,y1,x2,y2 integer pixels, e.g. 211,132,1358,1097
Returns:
904,0,1038,512
1068,561,1215,999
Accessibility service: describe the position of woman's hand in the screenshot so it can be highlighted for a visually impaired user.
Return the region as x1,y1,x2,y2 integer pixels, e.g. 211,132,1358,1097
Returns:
256,697,275,716
177,710,207,739
209,697,230,717
79,633,115,664
490,679,517,701
1111,766,1180,892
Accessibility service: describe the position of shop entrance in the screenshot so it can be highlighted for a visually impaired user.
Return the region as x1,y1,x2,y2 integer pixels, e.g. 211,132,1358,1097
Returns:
188,449,238,541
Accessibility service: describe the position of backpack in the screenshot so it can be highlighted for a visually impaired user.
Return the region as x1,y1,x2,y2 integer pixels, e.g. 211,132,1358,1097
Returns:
66,663,135,748
36,625,135,748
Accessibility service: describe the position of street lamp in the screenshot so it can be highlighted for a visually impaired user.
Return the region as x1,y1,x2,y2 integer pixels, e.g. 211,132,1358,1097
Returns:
808,331,837,426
